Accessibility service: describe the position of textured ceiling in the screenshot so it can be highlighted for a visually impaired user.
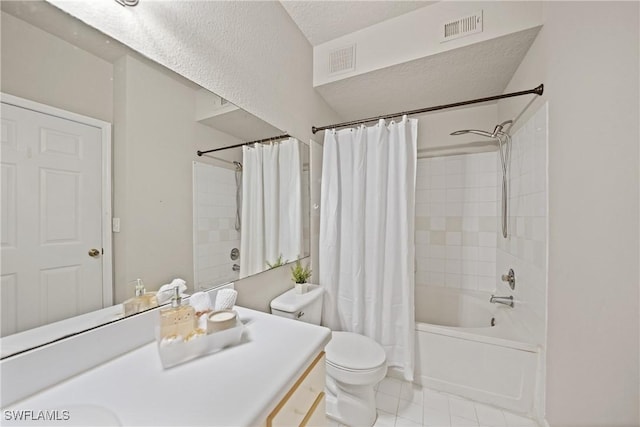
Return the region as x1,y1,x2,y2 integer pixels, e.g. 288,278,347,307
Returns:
280,1,437,46
314,27,542,123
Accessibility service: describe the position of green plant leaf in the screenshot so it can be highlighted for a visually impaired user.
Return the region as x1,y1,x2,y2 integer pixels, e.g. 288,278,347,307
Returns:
290,260,312,284
266,254,288,269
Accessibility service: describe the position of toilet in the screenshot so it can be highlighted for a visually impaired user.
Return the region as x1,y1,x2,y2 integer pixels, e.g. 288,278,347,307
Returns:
270,285,387,427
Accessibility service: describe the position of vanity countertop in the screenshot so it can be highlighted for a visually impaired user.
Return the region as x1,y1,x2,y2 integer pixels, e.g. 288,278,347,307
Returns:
4,306,331,426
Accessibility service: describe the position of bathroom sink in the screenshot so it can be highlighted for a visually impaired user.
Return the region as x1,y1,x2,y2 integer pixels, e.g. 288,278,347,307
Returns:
2,404,121,426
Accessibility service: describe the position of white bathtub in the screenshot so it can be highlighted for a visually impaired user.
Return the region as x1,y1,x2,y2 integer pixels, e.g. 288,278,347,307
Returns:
413,286,541,416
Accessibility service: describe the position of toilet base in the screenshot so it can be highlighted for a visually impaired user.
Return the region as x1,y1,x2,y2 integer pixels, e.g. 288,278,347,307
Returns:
325,376,378,427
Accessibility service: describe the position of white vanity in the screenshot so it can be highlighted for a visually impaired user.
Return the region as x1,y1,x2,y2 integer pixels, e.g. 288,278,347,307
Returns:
2,306,331,426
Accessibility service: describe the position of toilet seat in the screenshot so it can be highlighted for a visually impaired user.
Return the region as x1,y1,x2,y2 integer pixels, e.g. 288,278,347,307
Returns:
326,331,386,371
326,360,385,373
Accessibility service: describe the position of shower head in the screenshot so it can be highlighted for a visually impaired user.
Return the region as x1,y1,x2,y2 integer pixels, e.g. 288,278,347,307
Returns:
491,120,513,137
233,161,242,171
450,129,495,138
450,120,514,139
450,120,514,239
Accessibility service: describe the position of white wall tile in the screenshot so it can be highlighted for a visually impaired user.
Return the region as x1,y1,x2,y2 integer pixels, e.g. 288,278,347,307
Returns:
194,164,241,290
461,274,478,290
446,203,464,216
427,259,446,273
446,232,462,246
428,245,446,259
478,232,496,248
415,153,498,290
431,175,446,189
446,174,465,188
462,246,479,260
445,273,462,288
462,217,479,232
446,246,463,260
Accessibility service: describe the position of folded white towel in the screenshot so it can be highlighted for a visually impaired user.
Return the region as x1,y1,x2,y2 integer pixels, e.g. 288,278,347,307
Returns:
189,291,213,331
189,292,213,313
197,314,208,331
214,289,238,311
157,278,187,305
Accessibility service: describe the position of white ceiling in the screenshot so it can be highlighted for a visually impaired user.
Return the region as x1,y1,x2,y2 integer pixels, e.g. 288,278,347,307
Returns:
314,27,542,122
280,1,437,46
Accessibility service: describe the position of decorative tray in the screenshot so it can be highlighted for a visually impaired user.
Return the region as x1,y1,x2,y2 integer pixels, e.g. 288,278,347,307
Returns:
155,313,243,369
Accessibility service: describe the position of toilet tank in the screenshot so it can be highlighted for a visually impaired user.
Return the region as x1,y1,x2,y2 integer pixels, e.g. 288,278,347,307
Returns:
270,285,324,325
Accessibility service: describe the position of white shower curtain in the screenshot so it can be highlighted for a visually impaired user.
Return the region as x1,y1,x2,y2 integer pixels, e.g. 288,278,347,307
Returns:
240,138,303,278
319,117,417,381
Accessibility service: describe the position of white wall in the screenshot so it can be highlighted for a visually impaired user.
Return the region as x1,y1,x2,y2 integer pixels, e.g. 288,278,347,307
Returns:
0,11,113,122
498,2,639,425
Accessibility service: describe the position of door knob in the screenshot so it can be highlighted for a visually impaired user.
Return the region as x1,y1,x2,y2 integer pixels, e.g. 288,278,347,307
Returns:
88,248,100,258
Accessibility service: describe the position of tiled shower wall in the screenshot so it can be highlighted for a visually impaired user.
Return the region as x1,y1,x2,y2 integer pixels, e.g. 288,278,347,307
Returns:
415,152,499,292
496,103,548,346
193,162,241,290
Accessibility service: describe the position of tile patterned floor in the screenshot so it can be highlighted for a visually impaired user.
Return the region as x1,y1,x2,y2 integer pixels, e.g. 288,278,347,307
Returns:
328,377,540,427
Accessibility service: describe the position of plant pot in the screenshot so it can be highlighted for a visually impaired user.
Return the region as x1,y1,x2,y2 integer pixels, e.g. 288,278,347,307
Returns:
294,282,309,294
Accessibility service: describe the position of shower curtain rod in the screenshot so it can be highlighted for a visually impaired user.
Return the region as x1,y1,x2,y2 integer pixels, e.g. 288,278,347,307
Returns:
197,133,291,156
196,154,238,167
311,84,544,134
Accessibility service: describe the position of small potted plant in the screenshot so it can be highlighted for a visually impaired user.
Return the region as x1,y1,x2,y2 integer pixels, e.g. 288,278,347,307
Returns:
290,260,312,294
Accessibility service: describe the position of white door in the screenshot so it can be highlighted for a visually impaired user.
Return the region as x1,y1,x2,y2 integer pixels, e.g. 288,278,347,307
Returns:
1,102,105,336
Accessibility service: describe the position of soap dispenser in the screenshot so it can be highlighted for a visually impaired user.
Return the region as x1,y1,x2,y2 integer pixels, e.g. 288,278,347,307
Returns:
159,286,195,339
123,279,158,316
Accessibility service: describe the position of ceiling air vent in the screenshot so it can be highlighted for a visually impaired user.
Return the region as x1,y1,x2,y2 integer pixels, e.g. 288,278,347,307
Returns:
441,11,483,42
328,44,356,75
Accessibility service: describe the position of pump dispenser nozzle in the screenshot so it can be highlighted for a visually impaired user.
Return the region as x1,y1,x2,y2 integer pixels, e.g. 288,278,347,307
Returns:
171,286,182,308
134,278,145,297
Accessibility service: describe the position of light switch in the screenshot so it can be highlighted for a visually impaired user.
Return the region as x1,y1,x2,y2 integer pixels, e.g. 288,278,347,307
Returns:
112,218,120,233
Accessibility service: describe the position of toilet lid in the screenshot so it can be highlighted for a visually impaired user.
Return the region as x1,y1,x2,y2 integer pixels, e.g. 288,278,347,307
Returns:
326,332,386,371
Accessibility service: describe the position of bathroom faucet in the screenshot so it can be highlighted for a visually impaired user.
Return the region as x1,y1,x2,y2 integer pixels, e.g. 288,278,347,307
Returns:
490,295,514,308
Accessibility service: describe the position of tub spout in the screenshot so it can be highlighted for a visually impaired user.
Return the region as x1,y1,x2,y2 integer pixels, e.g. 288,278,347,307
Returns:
490,295,514,308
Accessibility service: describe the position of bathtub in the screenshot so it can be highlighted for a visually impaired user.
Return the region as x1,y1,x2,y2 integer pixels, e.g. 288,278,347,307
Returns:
413,286,541,416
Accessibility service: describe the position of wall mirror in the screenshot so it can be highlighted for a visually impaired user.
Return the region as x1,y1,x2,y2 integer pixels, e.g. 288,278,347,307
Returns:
0,0,310,358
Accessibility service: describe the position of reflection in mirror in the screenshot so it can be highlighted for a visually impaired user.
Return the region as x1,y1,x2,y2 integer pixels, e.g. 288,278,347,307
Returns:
194,140,310,288
0,1,309,358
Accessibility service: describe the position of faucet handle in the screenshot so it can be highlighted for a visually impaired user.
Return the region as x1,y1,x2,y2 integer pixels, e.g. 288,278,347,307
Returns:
490,295,515,308
501,268,516,290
